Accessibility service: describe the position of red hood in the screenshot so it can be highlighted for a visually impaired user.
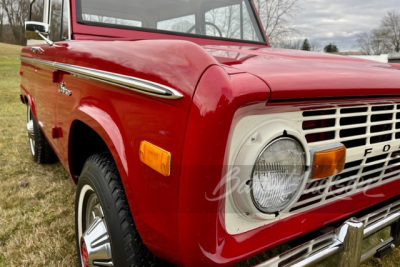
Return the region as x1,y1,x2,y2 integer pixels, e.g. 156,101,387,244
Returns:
204,46,400,100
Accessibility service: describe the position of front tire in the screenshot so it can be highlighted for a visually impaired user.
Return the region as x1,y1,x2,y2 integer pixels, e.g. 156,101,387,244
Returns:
76,153,155,267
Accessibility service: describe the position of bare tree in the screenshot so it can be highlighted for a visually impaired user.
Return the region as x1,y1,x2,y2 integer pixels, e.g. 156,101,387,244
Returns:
0,5,3,42
356,30,390,55
380,10,400,52
253,0,300,46
0,0,42,45
355,10,400,54
0,0,30,45
355,32,372,55
279,39,302,49
371,28,391,54
31,0,44,22
309,40,321,51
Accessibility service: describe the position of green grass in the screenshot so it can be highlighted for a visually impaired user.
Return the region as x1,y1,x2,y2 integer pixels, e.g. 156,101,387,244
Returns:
0,41,400,266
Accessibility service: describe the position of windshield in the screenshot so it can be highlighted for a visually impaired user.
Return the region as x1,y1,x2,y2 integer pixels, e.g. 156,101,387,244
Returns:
76,0,265,43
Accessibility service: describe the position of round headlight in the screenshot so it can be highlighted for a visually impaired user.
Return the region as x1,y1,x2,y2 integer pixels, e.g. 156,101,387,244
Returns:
251,137,306,214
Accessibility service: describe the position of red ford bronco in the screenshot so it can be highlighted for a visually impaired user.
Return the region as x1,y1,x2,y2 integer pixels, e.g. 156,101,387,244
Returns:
20,0,400,266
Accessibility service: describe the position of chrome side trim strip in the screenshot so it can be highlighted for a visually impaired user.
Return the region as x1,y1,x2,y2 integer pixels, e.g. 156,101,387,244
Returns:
20,57,184,99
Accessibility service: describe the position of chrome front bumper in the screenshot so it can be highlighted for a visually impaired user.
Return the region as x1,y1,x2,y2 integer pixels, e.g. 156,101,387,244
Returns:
259,199,400,267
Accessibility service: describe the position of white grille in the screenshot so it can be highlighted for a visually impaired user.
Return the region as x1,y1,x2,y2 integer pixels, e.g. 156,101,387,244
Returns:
291,102,400,212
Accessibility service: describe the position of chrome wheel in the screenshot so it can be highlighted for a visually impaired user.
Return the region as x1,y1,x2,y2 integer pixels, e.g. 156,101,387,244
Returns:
78,185,113,267
26,106,35,157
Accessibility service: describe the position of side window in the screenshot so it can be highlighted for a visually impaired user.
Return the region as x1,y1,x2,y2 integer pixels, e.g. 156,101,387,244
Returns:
50,0,69,41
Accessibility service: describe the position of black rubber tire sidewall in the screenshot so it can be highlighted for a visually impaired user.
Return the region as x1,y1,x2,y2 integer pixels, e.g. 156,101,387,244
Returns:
75,154,155,267
76,159,129,266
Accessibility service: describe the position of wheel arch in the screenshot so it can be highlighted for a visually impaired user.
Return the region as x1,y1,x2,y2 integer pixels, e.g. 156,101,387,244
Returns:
67,102,167,261
24,93,37,120
68,120,110,179
67,105,131,190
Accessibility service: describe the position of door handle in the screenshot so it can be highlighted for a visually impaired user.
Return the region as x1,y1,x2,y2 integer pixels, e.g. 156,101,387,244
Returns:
31,46,44,53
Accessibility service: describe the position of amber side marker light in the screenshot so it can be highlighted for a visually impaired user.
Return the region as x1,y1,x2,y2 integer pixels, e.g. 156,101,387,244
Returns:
139,141,171,176
312,145,346,179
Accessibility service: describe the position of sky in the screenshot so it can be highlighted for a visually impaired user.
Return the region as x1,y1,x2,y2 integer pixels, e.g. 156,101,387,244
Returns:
293,0,400,51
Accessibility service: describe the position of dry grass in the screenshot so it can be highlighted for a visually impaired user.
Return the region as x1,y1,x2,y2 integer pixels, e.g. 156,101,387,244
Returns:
0,43,76,266
0,42,400,266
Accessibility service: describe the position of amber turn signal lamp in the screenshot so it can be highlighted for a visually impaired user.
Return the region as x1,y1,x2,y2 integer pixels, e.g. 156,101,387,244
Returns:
139,141,171,176
312,145,346,179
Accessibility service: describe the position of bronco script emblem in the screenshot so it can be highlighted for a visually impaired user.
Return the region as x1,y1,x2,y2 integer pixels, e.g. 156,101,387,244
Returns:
58,81,72,96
